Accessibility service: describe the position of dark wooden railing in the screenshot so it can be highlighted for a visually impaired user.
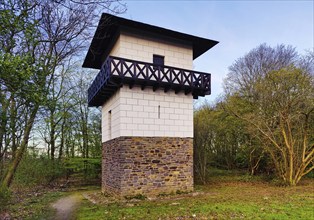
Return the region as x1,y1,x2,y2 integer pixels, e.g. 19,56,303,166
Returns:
88,56,211,106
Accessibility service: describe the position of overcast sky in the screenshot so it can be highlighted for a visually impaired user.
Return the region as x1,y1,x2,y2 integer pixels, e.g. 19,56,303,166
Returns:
120,0,314,104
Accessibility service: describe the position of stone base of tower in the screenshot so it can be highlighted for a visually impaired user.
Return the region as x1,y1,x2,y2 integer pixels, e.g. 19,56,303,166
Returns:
102,136,193,197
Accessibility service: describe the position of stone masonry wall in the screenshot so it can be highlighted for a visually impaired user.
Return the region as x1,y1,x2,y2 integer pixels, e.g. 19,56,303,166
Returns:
102,136,193,196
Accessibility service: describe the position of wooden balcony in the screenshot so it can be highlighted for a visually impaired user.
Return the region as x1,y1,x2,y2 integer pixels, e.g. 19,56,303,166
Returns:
88,56,211,107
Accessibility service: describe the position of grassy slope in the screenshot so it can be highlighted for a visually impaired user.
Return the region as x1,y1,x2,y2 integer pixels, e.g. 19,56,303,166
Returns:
77,175,314,220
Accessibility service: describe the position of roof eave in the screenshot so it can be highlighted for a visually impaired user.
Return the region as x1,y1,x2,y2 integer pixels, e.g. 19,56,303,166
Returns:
82,13,219,69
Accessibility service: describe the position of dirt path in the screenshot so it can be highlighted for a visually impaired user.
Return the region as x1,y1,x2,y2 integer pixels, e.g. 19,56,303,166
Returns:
52,193,83,220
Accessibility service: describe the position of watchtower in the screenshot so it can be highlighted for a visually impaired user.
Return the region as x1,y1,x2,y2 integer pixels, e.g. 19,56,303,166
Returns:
83,13,218,196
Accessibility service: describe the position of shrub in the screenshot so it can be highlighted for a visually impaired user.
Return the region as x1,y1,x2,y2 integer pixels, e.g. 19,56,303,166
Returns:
63,157,101,180
0,185,11,211
124,194,146,200
13,154,66,187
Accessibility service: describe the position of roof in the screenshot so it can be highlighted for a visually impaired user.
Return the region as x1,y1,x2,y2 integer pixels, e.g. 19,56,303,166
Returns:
83,13,219,69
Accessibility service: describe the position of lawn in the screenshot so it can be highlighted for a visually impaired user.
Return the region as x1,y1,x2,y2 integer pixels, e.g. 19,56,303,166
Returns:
5,189,65,220
76,175,314,220
3,172,313,220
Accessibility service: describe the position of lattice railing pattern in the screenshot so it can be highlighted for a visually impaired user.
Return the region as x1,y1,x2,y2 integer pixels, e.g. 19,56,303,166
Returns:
88,56,211,105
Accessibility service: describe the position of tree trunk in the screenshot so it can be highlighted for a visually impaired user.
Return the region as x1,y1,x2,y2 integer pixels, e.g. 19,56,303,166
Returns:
10,98,17,158
50,111,56,160
59,121,65,159
1,105,38,188
0,97,8,160
71,141,75,158
82,122,88,158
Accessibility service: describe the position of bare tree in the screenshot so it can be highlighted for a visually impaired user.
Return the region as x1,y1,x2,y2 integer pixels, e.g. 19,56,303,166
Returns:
224,44,314,185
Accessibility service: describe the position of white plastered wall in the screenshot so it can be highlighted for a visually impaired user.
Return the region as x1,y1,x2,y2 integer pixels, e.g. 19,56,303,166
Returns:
101,30,194,142
101,91,120,142
102,86,193,142
109,31,193,70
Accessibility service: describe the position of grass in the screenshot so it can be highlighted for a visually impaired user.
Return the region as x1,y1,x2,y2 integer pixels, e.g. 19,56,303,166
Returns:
7,190,66,220
76,173,314,220
3,170,313,220
5,185,100,219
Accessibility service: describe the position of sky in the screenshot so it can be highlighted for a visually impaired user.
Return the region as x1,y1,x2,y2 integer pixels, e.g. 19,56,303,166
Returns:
118,0,314,104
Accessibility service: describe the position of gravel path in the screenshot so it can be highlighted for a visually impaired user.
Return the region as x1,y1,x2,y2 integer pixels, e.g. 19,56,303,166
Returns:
52,194,83,220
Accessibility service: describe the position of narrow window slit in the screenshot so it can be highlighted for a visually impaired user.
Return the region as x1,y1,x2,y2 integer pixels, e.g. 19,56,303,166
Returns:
158,105,160,119
108,110,112,139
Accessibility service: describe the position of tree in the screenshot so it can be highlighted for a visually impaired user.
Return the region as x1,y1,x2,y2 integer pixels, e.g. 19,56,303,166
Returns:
36,63,75,160
0,0,125,188
224,44,314,185
57,70,101,159
0,1,43,187
194,104,215,184
194,101,264,182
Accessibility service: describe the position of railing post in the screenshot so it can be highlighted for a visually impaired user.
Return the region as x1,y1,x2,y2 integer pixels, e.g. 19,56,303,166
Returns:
169,67,173,83
158,66,161,82
180,70,183,85
120,58,123,77
209,74,211,94
201,74,204,87
107,57,111,80
190,71,193,87
133,61,136,79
